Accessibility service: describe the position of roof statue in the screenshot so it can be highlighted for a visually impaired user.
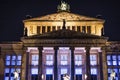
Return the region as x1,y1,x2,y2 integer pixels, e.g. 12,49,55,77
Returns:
57,1,70,12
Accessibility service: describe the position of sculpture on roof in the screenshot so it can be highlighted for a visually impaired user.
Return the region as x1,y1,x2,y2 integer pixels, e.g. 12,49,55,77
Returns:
57,1,70,12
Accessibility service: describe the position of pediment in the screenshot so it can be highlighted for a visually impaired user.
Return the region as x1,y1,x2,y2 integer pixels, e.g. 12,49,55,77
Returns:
24,12,104,22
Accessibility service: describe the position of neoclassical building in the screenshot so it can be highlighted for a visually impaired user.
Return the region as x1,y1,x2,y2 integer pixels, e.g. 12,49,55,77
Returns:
0,1,120,80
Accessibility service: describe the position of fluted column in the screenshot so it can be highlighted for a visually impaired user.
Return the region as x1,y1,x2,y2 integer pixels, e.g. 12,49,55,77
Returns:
54,47,58,80
85,47,91,80
38,47,43,80
70,47,75,80
101,47,108,80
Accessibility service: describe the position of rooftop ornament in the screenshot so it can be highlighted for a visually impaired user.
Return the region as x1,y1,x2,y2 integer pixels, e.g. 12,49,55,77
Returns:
57,1,70,12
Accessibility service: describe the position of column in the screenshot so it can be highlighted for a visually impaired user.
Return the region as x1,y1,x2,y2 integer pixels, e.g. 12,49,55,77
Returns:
99,51,103,80
101,47,108,80
54,47,58,80
21,47,27,80
38,47,43,80
85,47,91,80
26,48,29,80
0,47,4,80
70,47,75,80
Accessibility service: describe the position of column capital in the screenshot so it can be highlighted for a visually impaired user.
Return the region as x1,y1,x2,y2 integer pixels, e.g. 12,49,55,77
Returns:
101,46,106,50
70,46,75,50
38,46,43,50
54,46,59,50
85,46,91,50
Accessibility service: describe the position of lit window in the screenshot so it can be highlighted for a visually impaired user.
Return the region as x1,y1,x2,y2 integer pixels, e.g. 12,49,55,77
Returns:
91,68,97,75
31,55,39,66
90,55,97,65
61,68,67,74
107,54,120,80
4,55,22,80
61,55,67,65
118,55,120,65
46,55,53,65
46,68,53,74
31,68,38,74
75,68,82,74
82,26,86,33
75,55,82,65
112,55,117,65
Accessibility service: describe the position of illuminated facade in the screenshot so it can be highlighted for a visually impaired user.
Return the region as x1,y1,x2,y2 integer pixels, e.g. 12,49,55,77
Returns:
0,1,120,80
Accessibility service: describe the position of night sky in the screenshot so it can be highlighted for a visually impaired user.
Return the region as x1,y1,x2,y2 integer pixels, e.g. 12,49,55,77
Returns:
0,0,120,42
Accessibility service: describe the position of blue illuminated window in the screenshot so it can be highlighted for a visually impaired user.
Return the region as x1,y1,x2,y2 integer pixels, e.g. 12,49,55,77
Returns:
5,55,22,66
61,68,67,74
75,55,82,65
91,68,97,75
107,54,120,80
90,55,97,65
107,55,120,66
46,55,53,65
75,68,82,74
46,68,53,74
4,55,22,80
31,55,39,66
61,55,68,65
31,68,38,74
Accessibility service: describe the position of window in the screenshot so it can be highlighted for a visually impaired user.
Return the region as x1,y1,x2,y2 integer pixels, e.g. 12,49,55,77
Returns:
75,68,82,74
61,68,67,74
37,26,40,34
5,55,22,66
31,68,38,74
4,55,22,80
82,26,86,33
91,68,97,75
61,55,68,65
87,26,91,34
47,26,51,32
52,26,56,31
90,55,97,65
42,26,45,33
57,26,61,30
77,26,81,32
67,26,70,30
107,55,120,66
46,68,53,74
31,55,39,66
46,55,53,65
107,54,120,80
75,55,82,65
72,26,75,31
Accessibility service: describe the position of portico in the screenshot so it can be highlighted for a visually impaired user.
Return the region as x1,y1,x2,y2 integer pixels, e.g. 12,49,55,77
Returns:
21,28,107,80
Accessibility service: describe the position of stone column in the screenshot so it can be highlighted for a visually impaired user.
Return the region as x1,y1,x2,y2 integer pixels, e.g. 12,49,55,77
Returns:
38,47,43,80
70,47,75,80
101,47,108,80
0,47,4,80
54,47,58,80
99,51,103,80
26,49,29,80
21,47,27,80
85,47,91,80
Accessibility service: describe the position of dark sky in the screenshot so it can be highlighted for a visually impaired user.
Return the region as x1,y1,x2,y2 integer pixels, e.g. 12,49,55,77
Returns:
0,0,120,42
